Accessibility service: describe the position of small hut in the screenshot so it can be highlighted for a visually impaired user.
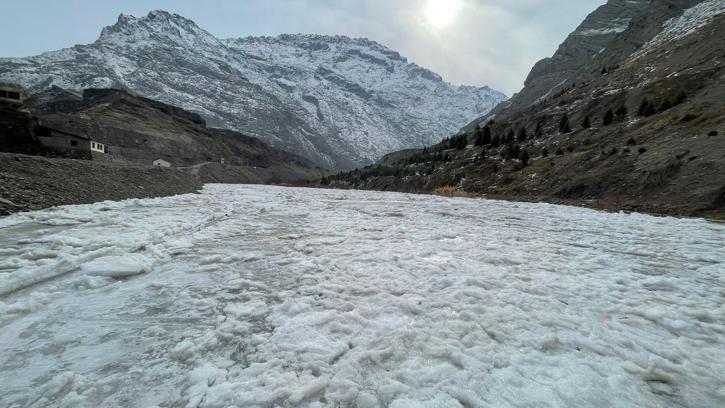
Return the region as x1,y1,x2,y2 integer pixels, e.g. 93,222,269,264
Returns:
0,83,25,106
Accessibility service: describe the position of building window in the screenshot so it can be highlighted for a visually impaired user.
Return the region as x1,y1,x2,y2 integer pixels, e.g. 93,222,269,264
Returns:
35,127,51,137
70,140,78,147
0,90,6,98
90,141,105,153
6,92,20,100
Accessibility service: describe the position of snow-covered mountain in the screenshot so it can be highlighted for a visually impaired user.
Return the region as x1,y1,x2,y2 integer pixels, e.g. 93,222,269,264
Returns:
0,10,507,169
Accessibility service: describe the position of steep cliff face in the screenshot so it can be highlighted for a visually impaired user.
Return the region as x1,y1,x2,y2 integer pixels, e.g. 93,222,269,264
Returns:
1,86,330,214
471,0,650,126
0,11,507,170
323,0,725,218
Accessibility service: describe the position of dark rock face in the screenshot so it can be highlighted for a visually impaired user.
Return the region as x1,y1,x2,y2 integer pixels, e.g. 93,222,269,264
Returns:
20,87,325,178
323,0,725,219
0,106,42,155
0,11,507,170
473,0,650,125
0,87,329,214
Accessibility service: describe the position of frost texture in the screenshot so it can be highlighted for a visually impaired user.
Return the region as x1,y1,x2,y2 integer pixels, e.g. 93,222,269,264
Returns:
1,185,724,407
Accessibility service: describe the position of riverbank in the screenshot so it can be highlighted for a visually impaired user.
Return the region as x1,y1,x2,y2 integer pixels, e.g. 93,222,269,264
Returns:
0,153,203,215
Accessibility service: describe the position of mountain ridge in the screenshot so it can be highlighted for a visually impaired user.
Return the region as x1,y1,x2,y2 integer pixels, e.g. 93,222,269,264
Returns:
318,0,725,219
466,0,650,129
0,10,507,170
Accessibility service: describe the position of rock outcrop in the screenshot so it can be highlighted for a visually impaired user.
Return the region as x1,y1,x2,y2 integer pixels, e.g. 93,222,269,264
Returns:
469,0,650,126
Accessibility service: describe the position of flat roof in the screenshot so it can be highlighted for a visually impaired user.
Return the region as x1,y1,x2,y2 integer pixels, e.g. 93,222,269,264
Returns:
0,83,24,91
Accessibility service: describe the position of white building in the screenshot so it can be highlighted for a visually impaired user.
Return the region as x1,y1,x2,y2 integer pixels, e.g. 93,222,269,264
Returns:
153,159,171,168
90,141,105,153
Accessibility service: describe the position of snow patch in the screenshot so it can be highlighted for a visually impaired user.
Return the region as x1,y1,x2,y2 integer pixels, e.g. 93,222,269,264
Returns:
632,0,725,60
81,254,153,278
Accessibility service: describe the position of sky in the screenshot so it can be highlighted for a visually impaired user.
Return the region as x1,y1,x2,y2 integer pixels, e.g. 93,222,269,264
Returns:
0,0,604,95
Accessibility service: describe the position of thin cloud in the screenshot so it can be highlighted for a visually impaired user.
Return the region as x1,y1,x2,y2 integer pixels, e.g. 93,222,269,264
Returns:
0,0,603,95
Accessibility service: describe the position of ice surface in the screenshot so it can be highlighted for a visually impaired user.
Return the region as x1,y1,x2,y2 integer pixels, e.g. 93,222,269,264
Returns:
1,185,724,407
81,254,153,278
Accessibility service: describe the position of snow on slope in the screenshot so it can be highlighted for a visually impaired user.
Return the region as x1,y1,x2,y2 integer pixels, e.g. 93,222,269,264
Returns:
632,0,725,60
0,11,507,170
1,185,724,407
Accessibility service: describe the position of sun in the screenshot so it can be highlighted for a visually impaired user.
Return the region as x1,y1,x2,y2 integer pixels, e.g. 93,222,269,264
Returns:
425,0,463,29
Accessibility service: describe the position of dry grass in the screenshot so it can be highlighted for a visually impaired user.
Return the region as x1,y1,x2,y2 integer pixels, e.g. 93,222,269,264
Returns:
433,186,476,198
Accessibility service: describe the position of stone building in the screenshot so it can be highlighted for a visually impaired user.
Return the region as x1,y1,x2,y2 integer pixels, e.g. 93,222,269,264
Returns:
35,126,107,160
0,83,24,106
153,159,171,167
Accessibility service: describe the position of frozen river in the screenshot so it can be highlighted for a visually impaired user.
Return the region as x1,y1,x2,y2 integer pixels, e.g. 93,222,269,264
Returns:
1,185,724,407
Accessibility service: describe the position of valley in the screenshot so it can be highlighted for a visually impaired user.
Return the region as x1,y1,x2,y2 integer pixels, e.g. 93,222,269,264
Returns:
1,185,724,407
1,2,724,406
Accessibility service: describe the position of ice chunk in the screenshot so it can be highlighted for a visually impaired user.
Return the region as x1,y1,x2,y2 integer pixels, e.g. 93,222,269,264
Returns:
81,254,152,278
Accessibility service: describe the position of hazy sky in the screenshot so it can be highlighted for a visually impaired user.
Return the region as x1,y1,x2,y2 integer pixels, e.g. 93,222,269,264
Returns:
0,0,603,95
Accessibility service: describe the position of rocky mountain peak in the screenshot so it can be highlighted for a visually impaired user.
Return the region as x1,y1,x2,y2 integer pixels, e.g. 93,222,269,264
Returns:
97,10,220,49
0,10,507,170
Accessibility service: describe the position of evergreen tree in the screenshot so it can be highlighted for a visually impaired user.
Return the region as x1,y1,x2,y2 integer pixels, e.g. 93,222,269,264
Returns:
502,143,518,160
519,149,530,167
659,98,673,112
638,98,650,116
582,115,591,129
517,128,528,141
506,129,515,144
542,147,549,158
603,109,614,126
483,126,492,145
534,121,543,138
615,106,628,122
674,91,687,105
559,113,572,134
459,135,468,149
474,126,492,146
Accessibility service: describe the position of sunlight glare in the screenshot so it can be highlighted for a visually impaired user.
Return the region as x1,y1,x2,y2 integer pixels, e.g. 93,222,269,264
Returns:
425,0,463,29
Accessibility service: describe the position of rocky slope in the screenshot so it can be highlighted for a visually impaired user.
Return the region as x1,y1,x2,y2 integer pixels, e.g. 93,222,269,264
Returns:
468,0,650,126
24,87,325,179
0,152,203,216
0,11,507,170
320,0,725,219
1,88,328,214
